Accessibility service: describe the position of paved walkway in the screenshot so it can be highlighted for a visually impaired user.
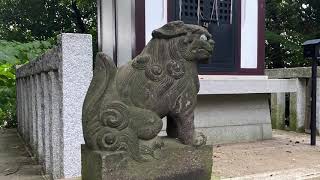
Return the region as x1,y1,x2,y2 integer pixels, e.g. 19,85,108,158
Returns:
1,128,320,180
0,128,46,180
213,130,320,180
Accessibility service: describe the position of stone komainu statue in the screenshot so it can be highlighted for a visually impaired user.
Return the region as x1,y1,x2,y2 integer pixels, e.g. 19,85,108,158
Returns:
82,21,214,161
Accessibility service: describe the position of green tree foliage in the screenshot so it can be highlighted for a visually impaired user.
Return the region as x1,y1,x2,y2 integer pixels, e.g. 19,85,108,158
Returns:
0,40,53,128
0,0,96,128
0,0,96,42
266,0,320,68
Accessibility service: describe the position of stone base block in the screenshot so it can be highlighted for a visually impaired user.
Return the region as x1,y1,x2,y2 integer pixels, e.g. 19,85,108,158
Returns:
81,139,212,180
160,94,273,144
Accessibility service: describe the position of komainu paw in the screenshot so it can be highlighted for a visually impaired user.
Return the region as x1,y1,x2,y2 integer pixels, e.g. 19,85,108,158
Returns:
192,131,207,147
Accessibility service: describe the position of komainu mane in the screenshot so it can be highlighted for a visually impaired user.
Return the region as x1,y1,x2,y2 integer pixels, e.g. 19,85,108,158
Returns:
82,21,214,161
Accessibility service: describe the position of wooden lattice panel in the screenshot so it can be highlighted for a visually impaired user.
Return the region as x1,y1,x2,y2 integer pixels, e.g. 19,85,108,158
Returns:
175,0,232,25
210,0,232,24
171,0,239,73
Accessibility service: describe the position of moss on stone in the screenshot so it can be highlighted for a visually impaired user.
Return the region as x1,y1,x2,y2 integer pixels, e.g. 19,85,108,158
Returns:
271,105,285,130
289,111,297,131
297,126,305,133
289,94,297,131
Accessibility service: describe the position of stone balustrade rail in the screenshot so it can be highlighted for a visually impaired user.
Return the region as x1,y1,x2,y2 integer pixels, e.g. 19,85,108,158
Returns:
266,67,320,134
16,33,92,179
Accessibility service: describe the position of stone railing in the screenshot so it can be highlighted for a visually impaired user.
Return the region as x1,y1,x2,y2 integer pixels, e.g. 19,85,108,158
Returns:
266,67,320,134
16,33,92,179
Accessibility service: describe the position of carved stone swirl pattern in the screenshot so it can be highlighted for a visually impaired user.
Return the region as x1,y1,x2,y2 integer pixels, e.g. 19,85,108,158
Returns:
166,60,185,79
100,101,129,130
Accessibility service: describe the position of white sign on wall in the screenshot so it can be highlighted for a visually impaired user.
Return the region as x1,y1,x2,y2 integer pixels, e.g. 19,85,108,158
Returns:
241,0,258,69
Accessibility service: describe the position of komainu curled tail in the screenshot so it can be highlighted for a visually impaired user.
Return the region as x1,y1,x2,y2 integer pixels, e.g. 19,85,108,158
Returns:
82,53,163,161
82,53,117,149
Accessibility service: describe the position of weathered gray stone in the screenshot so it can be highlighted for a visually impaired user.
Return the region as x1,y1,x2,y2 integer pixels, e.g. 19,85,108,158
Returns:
81,139,212,180
271,93,286,130
266,67,320,79
160,94,273,144
304,78,320,134
16,33,93,179
16,79,22,134
196,94,272,144
23,78,29,142
267,67,317,133
82,21,213,179
35,74,44,163
196,124,272,144
296,78,307,131
289,79,307,132
60,33,92,178
199,78,297,94
41,72,52,174
195,94,271,127
20,78,24,138
31,76,37,150
48,71,63,179
16,46,60,78
27,77,33,148
83,21,212,156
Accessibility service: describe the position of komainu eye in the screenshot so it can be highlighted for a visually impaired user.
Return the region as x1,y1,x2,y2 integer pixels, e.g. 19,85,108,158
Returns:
200,34,207,41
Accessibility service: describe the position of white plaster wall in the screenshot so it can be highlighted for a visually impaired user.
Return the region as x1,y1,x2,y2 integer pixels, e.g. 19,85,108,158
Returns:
145,0,167,44
241,0,258,69
98,0,115,58
116,0,133,66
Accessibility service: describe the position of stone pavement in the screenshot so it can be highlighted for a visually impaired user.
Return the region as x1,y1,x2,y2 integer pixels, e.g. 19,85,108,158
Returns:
212,130,320,180
0,128,47,180
1,128,320,180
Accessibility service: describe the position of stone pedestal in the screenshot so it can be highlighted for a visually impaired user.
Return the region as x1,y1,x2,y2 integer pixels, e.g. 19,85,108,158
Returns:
81,138,212,180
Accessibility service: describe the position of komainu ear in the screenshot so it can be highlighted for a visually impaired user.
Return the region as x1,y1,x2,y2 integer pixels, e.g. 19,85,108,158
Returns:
152,21,187,39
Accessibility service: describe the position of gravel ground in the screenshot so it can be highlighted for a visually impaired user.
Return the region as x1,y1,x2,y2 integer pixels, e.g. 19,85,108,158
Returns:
212,130,320,180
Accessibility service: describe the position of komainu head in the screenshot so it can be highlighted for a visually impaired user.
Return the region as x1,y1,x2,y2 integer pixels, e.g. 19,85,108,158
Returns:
152,21,214,63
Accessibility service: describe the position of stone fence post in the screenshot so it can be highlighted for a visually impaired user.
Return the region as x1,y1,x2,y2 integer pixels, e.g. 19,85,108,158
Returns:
16,33,92,179
266,67,319,134
271,93,285,129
